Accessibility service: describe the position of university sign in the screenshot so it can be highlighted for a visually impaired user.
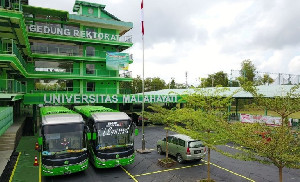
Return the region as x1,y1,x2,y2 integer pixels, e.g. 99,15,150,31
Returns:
27,25,120,41
23,94,179,104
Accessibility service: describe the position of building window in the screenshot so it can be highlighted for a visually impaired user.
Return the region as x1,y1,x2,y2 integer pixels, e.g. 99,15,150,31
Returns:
86,46,95,56
86,64,95,74
31,42,80,56
34,79,73,91
87,82,95,92
35,60,73,73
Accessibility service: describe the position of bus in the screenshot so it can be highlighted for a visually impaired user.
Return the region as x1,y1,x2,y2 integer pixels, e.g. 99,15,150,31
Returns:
38,106,89,176
74,106,138,168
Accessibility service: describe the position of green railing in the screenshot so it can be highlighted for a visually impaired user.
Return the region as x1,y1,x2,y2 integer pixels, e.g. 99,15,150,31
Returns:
33,68,124,78
12,2,22,11
1,38,27,68
0,79,26,93
30,87,131,94
31,45,133,62
12,40,27,68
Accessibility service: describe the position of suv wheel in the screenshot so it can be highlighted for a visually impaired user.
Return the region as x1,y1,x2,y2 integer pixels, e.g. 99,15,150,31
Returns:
176,154,184,164
157,146,163,155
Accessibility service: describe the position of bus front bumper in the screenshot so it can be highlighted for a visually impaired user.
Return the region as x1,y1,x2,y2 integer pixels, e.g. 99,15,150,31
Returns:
42,159,88,176
94,154,135,168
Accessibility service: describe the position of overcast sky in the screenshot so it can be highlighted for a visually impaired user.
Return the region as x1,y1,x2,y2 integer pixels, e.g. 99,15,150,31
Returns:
30,0,300,86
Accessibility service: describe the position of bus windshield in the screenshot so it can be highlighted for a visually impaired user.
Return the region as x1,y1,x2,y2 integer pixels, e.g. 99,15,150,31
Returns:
96,120,133,149
43,123,84,152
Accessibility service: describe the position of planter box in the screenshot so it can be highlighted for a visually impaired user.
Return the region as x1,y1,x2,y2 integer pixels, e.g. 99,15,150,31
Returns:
157,158,176,168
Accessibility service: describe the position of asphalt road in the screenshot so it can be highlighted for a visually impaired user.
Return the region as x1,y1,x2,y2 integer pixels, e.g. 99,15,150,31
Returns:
43,125,300,182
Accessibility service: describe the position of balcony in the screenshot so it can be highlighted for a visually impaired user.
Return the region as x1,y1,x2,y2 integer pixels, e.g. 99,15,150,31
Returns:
31,45,83,57
0,79,26,93
32,68,122,77
31,45,133,61
1,39,27,68
30,87,131,94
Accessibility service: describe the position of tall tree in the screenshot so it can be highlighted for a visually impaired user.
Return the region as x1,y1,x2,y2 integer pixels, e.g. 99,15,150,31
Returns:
150,77,167,91
132,75,142,94
238,59,256,85
144,105,176,161
255,74,274,85
147,87,234,181
231,83,300,182
169,79,176,89
200,71,229,87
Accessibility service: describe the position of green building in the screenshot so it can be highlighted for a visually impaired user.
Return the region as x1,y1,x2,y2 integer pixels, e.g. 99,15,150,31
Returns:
0,0,135,116
0,0,178,132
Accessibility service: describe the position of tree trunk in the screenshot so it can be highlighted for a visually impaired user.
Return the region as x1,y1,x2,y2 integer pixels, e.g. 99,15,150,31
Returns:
207,147,211,181
166,129,169,159
207,130,211,181
279,166,283,182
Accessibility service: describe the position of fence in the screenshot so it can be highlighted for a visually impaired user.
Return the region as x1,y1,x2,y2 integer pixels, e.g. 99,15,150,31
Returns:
230,70,300,86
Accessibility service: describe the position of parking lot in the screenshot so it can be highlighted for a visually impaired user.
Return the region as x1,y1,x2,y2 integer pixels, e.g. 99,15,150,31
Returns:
43,125,300,182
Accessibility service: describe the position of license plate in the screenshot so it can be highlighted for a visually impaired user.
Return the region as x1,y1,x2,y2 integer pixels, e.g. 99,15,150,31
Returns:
194,150,201,154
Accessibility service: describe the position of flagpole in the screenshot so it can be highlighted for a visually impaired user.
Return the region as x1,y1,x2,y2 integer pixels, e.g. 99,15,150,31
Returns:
141,0,146,151
142,27,145,151
137,0,150,154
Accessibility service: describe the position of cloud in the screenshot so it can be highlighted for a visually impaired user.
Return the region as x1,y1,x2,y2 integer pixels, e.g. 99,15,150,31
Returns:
288,56,300,74
29,0,300,86
251,0,300,49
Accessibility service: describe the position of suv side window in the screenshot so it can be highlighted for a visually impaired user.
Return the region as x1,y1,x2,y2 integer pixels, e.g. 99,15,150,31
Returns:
178,139,185,147
167,136,173,143
172,137,179,145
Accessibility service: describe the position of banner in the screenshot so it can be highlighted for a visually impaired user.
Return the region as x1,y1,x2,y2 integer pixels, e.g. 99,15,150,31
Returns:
106,52,129,71
240,114,292,126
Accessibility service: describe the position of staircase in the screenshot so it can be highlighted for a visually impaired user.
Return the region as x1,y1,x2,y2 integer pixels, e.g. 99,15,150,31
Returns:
0,120,24,151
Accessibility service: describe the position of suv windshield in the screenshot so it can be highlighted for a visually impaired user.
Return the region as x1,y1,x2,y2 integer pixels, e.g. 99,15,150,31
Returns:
188,141,204,148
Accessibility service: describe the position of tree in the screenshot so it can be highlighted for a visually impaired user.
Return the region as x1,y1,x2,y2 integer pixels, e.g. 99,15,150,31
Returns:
144,105,176,162
174,88,234,181
200,71,229,87
175,83,187,89
148,77,166,91
231,83,300,182
255,74,274,85
238,59,256,85
147,88,234,181
169,79,176,89
132,75,142,94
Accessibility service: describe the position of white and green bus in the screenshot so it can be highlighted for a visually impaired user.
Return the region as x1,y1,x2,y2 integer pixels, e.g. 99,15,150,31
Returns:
39,106,89,176
74,106,138,168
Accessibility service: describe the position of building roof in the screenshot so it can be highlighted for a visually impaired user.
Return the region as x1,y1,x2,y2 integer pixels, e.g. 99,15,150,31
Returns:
72,0,120,21
73,0,106,12
41,113,84,126
140,85,300,98
69,14,132,35
92,112,130,122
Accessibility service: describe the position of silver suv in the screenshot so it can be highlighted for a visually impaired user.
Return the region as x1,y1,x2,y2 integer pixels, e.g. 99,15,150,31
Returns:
157,134,206,163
